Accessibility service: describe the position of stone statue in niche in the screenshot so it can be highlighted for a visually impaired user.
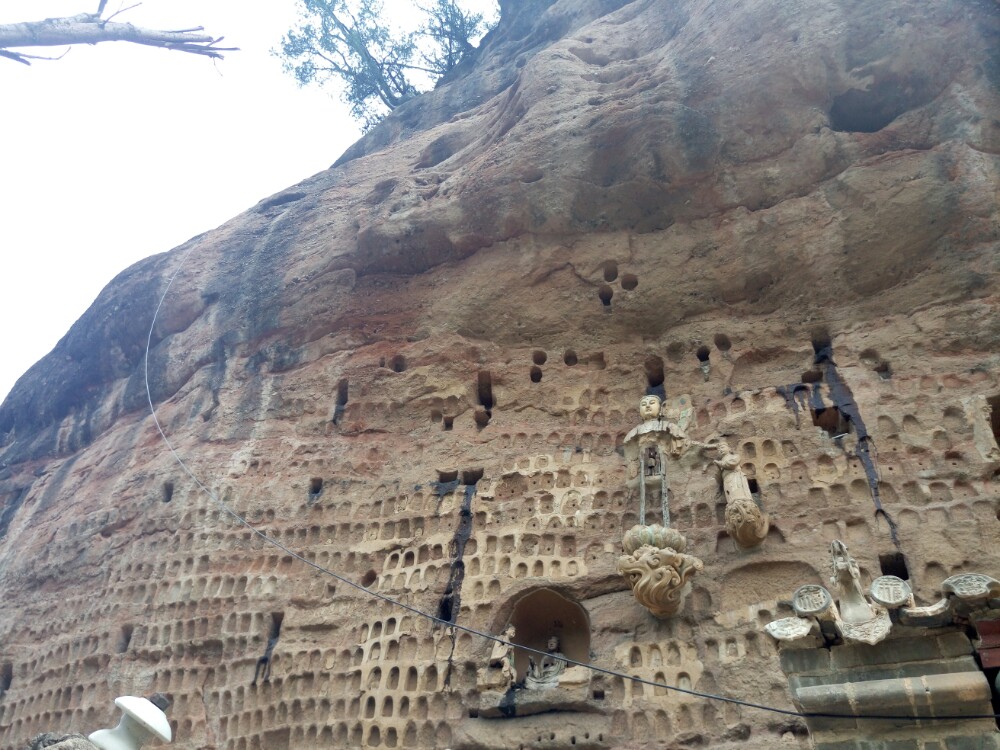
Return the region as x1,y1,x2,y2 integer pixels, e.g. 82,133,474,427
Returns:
487,625,517,688
524,636,567,690
713,440,769,548
617,395,703,619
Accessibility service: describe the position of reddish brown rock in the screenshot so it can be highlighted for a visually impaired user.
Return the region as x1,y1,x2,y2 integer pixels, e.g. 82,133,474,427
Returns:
1,1,1000,749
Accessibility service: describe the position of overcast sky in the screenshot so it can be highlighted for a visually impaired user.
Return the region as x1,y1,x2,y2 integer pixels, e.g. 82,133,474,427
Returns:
0,0,495,403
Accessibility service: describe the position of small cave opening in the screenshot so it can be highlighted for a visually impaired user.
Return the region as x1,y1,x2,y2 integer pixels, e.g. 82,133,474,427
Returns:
390,355,407,373
811,329,833,362
603,261,618,282
812,406,851,438
696,346,711,363
477,371,495,410
474,409,491,429
874,361,893,380
644,355,665,394
333,378,349,424
878,552,909,580
828,74,933,134
443,416,454,431
360,570,377,588
532,350,548,365
438,470,459,484
269,611,284,640
598,284,613,307
530,366,543,383
461,468,484,486
987,396,1000,450
162,481,174,503
713,333,732,352
431,409,442,423
116,625,133,654
747,478,762,507
1,662,11,692
309,477,324,501
564,350,579,366
621,274,639,291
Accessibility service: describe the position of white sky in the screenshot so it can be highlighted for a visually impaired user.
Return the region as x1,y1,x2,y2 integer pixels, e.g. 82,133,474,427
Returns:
0,1,495,403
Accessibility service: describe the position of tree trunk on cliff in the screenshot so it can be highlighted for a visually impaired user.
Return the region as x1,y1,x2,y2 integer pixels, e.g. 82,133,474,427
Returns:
0,2,235,65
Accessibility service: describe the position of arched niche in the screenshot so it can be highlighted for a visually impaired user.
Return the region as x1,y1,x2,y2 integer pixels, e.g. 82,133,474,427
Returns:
508,588,590,682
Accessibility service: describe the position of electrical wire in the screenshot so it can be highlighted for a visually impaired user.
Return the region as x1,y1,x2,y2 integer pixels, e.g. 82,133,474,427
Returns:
143,244,1000,724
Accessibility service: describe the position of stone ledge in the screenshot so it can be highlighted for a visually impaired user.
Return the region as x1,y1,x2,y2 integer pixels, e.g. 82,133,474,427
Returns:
476,685,608,719
795,671,992,717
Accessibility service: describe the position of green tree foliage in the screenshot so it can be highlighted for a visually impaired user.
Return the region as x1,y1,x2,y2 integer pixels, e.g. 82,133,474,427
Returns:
280,0,494,131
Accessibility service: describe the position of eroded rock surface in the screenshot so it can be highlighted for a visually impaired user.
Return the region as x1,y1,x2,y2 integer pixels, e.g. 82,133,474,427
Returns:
1,1,999,749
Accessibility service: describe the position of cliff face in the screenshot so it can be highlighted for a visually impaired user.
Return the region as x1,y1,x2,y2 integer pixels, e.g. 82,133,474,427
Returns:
1,1,1000,749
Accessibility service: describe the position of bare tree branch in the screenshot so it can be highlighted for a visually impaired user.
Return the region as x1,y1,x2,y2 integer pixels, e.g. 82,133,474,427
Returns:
0,9,237,64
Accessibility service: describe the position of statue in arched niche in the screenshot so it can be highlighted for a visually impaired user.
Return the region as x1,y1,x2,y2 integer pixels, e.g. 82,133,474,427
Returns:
713,440,769,548
525,635,567,690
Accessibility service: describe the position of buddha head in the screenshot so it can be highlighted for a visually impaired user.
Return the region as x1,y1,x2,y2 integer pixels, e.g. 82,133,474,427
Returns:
639,395,662,421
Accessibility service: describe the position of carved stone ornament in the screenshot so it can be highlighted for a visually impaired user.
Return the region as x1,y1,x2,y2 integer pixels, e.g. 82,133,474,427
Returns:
622,523,687,555
792,584,833,616
869,575,913,608
941,573,1000,602
765,616,816,642
617,541,704,619
766,540,894,646
715,441,769,548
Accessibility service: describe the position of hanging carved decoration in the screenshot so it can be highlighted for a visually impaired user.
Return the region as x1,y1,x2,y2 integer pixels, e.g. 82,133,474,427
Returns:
766,540,1000,646
713,439,769,548
616,395,703,619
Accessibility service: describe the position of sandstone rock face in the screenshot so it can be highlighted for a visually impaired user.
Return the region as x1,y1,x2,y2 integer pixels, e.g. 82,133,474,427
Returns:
2,1,1000,749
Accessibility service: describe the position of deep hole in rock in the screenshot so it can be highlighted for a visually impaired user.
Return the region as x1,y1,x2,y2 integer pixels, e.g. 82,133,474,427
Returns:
532,350,548,365
621,274,639,291
116,624,133,654
474,408,492,429
443,416,454,431
461,468,484,485
603,261,618,282
0,662,11,692
811,328,833,361
644,356,665,389
438,470,459,483
714,333,732,352
598,284,613,306
431,409,442,422
391,355,407,373
828,73,934,133
878,552,909,580
162,481,174,503
333,378,349,424
270,611,284,639
477,371,495,410
748,479,762,506
309,477,324,499
812,406,851,437
987,396,1000,449
696,346,711,363
360,570,377,588
530,366,543,383
565,350,578,366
